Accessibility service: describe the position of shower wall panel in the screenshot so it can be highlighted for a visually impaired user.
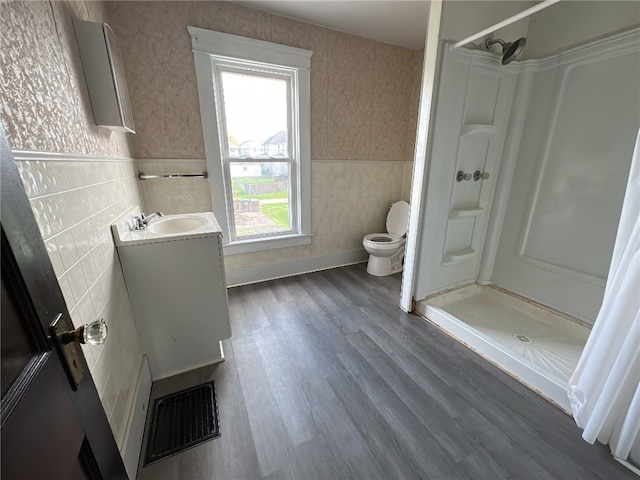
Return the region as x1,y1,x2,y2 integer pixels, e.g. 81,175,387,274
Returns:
492,30,640,323
414,47,518,298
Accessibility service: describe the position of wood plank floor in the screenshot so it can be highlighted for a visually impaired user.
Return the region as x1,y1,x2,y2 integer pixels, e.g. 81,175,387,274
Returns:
136,264,633,480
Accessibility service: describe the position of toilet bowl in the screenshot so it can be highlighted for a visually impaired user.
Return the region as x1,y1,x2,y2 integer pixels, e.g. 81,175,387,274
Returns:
363,201,410,276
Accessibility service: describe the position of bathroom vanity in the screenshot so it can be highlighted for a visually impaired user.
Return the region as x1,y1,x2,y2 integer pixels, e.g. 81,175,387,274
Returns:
112,212,231,380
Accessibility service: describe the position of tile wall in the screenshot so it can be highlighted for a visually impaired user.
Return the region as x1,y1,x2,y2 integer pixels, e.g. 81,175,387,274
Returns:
1,1,145,451
137,159,211,215
14,156,144,448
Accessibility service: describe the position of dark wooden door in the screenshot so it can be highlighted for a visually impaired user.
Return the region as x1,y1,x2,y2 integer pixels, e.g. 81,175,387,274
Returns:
0,126,127,479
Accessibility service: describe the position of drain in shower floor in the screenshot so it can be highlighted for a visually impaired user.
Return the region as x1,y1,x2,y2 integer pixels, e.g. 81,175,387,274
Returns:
145,381,220,465
513,333,533,344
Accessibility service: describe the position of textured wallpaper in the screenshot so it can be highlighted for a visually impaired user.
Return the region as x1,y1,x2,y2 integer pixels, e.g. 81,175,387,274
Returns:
0,1,132,156
106,1,422,162
1,0,143,453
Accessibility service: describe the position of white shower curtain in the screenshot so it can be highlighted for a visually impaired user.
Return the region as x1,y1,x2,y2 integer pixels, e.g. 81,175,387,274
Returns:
567,128,640,464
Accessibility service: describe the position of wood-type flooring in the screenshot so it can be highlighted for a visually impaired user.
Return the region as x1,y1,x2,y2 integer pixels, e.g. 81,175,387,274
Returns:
137,264,633,480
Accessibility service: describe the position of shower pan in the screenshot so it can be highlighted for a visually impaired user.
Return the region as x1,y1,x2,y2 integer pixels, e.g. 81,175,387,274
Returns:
416,285,590,412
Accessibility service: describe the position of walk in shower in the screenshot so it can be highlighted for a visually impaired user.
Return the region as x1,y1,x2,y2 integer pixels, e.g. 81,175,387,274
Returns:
412,22,640,412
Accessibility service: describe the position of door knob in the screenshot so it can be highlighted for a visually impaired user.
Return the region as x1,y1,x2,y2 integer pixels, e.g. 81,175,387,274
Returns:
51,316,108,390
58,318,108,346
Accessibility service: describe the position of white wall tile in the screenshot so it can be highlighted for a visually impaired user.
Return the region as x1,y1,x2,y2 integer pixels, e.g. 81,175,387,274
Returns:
29,198,53,239
15,160,39,197
57,273,76,311
74,291,96,328
18,156,147,448
81,254,99,288
56,228,80,270
44,237,65,277
66,261,88,303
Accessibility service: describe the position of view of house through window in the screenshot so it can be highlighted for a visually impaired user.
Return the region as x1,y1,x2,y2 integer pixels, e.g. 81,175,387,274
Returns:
219,70,293,238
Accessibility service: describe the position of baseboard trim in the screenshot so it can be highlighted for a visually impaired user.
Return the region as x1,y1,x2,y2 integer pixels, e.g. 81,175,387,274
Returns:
225,249,369,287
122,356,152,480
614,457,640,477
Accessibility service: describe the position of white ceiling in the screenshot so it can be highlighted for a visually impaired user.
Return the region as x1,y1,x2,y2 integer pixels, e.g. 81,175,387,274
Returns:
233,1,430,49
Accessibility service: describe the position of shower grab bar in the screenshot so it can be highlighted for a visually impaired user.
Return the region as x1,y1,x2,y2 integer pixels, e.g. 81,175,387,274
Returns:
138,172,208,180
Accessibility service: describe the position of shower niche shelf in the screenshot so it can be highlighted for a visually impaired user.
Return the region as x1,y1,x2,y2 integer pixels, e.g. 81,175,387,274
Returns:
461,124,497,136
449,207,484,219
443,248,476,266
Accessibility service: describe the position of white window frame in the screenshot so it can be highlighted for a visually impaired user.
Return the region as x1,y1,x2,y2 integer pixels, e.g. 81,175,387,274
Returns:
189,27,312,255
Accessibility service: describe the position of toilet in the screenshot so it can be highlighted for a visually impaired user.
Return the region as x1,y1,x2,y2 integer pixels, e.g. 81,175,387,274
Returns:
363,201,410,276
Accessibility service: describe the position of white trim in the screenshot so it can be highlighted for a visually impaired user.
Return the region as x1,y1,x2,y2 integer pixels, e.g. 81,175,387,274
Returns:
298,67,312,237
225,249,368,287
151,343,225,381
188,27,312,69
451,0,561,50
190,26,312,254
614,458,640,477
121,356,151,480
11,149,134,163
446,46,520,70
450,26,640,73
193,51,230,240
519,26,640,72
223,233,312,256
136,158,410,165
136,158,207,163
401,0,442,312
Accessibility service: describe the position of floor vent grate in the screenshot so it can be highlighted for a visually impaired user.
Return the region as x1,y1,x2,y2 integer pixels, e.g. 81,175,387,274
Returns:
144,381,220,465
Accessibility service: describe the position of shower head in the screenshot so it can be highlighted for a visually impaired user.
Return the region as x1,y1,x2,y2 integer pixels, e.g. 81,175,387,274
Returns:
485,37,527,65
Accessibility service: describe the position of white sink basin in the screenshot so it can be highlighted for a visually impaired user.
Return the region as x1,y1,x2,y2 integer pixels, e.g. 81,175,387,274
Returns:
148,216,207,234
111,212,221,247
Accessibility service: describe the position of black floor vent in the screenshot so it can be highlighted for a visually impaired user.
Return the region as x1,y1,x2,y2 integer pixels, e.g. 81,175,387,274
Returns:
145,381,220,465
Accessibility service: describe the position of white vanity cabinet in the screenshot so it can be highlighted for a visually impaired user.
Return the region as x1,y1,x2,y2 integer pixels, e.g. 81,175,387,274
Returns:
113,212,231,380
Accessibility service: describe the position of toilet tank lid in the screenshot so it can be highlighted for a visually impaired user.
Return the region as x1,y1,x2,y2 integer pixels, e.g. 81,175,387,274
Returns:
387,201,410,236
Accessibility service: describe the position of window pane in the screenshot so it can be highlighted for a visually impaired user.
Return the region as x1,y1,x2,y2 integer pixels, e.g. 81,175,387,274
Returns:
230,162,291,238
221,72,289,158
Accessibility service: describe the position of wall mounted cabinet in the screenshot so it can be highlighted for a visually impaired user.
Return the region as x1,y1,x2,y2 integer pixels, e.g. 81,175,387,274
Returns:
74,19,135,133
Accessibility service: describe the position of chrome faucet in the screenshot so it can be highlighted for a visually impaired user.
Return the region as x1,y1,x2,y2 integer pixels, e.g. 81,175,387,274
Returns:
133,211,164,230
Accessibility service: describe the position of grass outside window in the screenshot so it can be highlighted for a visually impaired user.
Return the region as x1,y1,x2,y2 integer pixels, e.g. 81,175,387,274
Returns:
259,202,289,229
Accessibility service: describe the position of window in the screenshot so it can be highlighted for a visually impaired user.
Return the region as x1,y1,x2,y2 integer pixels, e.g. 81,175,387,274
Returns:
189,27,312,255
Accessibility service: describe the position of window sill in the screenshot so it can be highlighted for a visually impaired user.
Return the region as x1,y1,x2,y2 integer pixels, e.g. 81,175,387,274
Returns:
222,233,312,256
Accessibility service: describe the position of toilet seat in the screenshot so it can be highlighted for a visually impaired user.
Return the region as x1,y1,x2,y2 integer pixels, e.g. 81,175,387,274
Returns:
386,201,410,237
363,233,404,250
